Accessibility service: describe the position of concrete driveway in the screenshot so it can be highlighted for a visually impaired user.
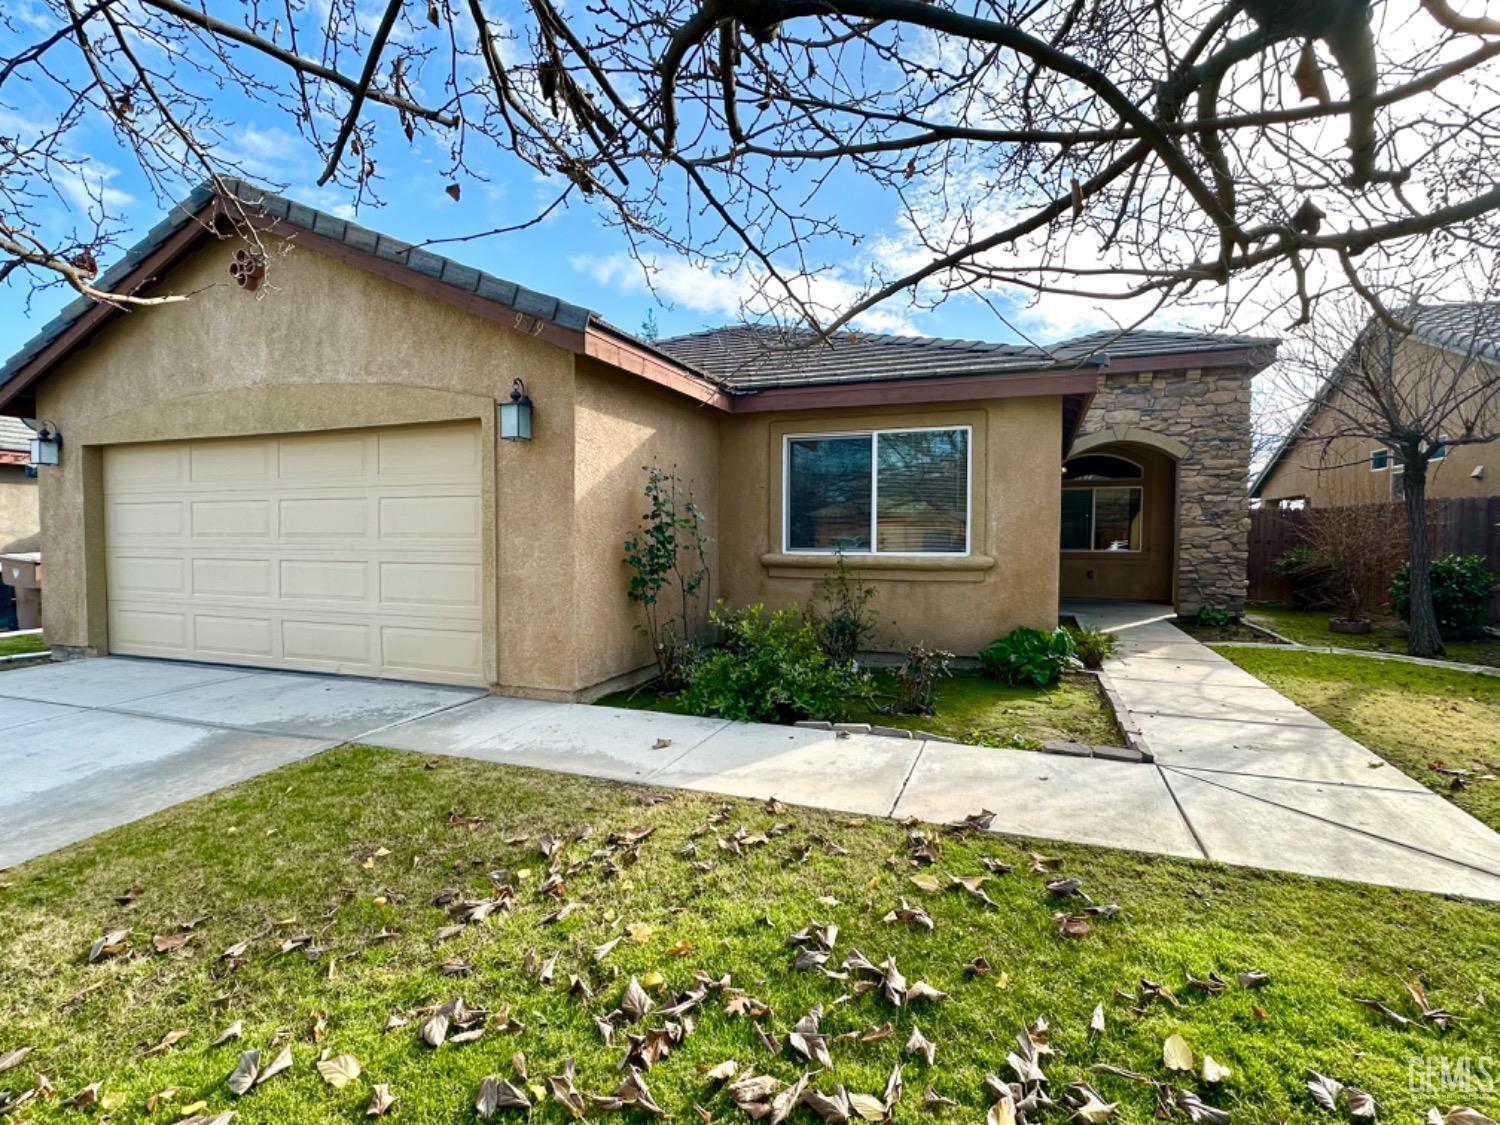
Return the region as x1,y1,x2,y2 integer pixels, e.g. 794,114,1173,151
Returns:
0,657,483,867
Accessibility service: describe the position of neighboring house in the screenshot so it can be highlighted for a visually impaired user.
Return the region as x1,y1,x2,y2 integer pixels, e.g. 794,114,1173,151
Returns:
0,416,40,553
0,181,1274,697
1252,303,1500,508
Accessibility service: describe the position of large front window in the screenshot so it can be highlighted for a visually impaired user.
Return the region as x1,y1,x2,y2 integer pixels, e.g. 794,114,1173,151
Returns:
1061,454,1143,552
784,427,970,554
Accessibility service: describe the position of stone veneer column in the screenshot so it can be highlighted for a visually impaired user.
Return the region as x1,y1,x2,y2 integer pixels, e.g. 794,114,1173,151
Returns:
1074,368,1254,614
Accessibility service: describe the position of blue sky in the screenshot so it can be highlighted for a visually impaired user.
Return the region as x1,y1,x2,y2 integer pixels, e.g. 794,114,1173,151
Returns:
0,4,1240,358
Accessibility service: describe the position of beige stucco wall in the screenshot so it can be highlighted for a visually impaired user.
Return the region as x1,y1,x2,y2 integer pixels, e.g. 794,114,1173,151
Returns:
0,465,39,553
571,357,721,694
32,231,582,694
717,397,1062,655
1260,337,1500,506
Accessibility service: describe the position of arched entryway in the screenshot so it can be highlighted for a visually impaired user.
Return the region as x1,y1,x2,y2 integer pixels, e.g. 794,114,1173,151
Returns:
1059,438,1179,604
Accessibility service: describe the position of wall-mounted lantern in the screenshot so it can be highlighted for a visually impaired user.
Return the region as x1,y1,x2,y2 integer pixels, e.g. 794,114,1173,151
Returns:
24,419,62,466
499,378,534,442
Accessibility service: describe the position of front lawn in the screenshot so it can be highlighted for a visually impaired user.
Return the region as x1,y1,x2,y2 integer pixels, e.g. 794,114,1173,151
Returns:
599,670,1122,749
1216,647,1500,832
2,746,1498,1124
1245,603,1500,667
0,632,46,658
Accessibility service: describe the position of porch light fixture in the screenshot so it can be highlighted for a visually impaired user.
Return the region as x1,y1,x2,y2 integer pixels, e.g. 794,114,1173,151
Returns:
499,378,534,442
23,418,62,467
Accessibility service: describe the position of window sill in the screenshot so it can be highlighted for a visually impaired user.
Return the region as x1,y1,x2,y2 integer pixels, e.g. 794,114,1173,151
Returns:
760,552,995,582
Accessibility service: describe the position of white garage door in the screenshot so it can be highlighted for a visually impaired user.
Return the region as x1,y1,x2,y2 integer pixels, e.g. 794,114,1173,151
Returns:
104,422,486,685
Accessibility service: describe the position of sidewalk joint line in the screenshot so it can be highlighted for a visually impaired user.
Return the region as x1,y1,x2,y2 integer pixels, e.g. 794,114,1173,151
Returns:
1156,766,1210,860
1159,765,1500,880
885,739,928,819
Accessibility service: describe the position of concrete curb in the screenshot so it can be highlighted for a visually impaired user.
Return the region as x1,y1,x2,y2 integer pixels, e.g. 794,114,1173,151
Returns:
1208,640,1500,678
0,650,51,670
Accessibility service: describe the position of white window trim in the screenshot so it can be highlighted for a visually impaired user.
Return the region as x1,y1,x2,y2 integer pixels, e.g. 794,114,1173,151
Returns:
1060,483,1145,554
782,425,973,557
1370,448,1389,472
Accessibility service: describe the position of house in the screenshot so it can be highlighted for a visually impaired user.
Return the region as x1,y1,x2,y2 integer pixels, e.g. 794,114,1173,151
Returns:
0,181,1274,697
0,417,40,554
1252,303,1500,509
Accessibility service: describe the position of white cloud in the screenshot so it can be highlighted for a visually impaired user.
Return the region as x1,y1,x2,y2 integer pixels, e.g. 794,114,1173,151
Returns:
56,167,135,216
571,251,922,335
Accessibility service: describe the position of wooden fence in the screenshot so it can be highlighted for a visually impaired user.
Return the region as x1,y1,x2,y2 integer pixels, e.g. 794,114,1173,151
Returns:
1248,497,1500,620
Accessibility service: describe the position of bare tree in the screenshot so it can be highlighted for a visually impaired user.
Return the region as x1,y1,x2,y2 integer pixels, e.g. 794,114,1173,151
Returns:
3,0,1500,332
1267,298,1500,656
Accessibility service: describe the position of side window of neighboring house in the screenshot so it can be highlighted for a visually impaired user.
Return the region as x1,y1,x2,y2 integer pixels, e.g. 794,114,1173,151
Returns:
1370,449,1389,471
1277,497,1307,511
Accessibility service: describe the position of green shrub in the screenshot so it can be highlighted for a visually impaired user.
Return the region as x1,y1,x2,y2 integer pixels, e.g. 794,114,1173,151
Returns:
893,643,953,715
682,603,872,723
1389,554,1496,638
1195,605,1232,628
808,551,878,664
978,626,1079,688
1065,623,1117,670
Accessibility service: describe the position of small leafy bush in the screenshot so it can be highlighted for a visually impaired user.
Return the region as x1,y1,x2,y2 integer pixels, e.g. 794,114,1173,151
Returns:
1195,605,1232,628
1390,554,1496,638
808,552,877,664
978,626,1079,688
893,644,954,716
682,603,872,723
1065,623,1117,670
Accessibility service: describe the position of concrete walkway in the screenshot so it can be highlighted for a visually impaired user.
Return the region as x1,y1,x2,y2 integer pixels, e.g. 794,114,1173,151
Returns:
4,646,1500,901
1065,600,1500,900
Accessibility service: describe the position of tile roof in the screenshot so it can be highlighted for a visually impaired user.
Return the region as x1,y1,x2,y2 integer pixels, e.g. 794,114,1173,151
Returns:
655,325,1275,390
0,178,601,401
1409,301,1500,365
1,178,1276,409
0,416,31,454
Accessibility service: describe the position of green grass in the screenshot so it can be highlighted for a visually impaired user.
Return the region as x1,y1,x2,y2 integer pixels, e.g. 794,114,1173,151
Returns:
0,632,46,658
847,670,1123,748
1245,603,1500,667
599,670,1122,750
1,747,1498,1124
1216,647,1500,832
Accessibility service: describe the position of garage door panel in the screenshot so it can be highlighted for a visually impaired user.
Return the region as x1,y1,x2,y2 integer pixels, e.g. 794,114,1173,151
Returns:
190,439,273,483
110,500,184,539
382,625,482,677
282,619,375,666
378,425,479,477
194,614,275,658
279,432,368,480
193,558,272,598
111,556,187,595
112,609,189,651
193,499,271,538
381,561,480,608
106,422,484,686
379,495,481,540
281,559,371,602
280,496,370,539
106,444,186,490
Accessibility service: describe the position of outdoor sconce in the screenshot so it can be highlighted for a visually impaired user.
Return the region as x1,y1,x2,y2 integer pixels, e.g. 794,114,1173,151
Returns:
499,378,534,442
25,419,62,467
